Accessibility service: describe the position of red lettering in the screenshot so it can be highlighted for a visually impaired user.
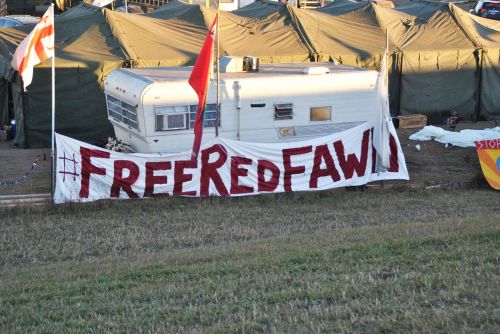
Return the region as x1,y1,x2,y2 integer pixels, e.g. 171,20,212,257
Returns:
110,160,140,198
283,146,312,192
230,156,254,194
334,129,370,179
79,147,110,198
371,128,377,173
144,161,171,197
371,146,377,173
200,144,229,196
173,160,197,196
257,160,280,192
309,144,340,188
388,134,399,172
370,129,399,173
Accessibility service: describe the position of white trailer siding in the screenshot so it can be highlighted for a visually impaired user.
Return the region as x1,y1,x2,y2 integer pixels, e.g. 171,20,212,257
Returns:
105,63,379,153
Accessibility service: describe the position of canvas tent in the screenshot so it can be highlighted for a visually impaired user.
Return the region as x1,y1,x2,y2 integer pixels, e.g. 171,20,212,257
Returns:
450,3,500,120
233,0,287,17
291,4,386,67
0,1,313,147
372,2,479,121
0,4,124,147
152,0,312,63
315,1,482,121
317,0,368,15
109,1,311,66
0,0,500,148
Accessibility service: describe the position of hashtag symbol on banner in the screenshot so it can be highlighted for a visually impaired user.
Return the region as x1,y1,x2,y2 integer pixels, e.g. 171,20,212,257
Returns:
58,152,79,182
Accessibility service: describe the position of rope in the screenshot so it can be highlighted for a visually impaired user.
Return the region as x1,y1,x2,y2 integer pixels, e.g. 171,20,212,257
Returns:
0,155,42,186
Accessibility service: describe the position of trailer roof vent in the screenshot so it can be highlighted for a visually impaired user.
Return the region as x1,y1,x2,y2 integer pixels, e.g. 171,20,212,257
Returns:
220,56,244,73
303,67,330,75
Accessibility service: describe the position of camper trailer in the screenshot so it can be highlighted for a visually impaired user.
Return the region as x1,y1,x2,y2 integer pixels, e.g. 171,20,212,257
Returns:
104,60,380,153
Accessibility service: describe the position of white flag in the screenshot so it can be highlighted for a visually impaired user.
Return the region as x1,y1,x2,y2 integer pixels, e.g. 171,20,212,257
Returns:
11,5,54,90
373,51,393,171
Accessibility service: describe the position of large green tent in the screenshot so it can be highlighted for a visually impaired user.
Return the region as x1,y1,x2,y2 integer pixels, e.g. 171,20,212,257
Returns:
149,1,312,63
373,2,478,121
450,3,500,121
0,0,499,148
0,4,124,147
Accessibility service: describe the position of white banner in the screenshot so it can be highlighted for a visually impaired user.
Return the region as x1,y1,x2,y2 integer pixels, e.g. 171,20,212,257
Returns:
54,122,409,203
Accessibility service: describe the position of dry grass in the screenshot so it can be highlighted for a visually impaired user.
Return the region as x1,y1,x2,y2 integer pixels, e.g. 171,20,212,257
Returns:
0,188,499,332
1,188,498,269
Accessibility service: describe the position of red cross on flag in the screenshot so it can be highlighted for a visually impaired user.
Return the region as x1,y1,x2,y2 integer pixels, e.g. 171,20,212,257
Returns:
11,5,54,90
189,16,217,160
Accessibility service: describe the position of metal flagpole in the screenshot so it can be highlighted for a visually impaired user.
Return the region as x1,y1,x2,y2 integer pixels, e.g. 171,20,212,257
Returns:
215,1,220,137
50,3,55,202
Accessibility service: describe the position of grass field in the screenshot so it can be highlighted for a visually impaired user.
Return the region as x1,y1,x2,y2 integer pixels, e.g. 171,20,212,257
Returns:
1,189,499,332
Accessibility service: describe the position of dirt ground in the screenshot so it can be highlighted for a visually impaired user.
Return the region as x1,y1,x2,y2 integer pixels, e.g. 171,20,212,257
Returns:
392,121,496,189
0,121,498,197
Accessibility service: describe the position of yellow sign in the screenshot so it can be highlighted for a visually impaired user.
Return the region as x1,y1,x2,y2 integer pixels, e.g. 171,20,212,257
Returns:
475,140,500,190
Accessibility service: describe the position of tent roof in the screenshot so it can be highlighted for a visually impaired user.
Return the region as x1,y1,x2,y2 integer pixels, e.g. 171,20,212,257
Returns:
317,0,370,16
291,5,386,62
114,1,311,66
449,3,500,49
232,0,286,18
373,2,476,51
106,5,208,67
0,4,124,70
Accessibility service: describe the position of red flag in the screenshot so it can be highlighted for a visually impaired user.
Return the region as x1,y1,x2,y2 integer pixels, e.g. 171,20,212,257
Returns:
189,16,217,160
11,5,54,90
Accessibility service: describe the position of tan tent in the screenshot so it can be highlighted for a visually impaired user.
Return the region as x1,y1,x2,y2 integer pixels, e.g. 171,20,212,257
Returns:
317,0,373,17
150,1,312,63
107,0,311,65
233,0,287,17
450,3,500,120
373,2,479,121
0,4,124,147
1,0,500,148
106,7,208,67
292,5,386,67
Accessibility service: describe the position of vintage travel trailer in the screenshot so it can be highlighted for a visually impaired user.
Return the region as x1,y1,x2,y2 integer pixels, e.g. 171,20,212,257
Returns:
104,60,380,153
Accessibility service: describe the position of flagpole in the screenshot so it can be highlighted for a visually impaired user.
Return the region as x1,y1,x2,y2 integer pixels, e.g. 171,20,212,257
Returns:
215,1,220,138
50,3,55,202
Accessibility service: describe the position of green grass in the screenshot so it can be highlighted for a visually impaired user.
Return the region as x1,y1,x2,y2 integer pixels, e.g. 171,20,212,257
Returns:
0,189,499,332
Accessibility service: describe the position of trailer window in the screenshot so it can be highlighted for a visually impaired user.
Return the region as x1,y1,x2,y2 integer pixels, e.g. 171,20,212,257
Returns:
155,104,218,131
155,105,188,131
189,104,218,129
106,95,138,130
310,106,331,121
274,103,293,120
